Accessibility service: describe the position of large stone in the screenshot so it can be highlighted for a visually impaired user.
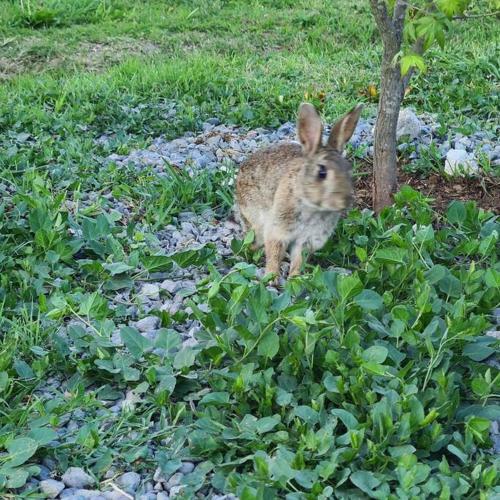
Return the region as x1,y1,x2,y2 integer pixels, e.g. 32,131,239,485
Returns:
135,316,160,332
116,472,141,493
444,149,479,176
40,479,65,498
396,108,422,140
139,284,160,300
62,468,95,489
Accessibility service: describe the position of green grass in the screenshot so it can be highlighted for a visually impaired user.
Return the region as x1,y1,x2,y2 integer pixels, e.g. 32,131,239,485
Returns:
0,0,499,498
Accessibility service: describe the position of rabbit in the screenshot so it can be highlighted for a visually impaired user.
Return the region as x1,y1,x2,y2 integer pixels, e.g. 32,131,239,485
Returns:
235,101,362,282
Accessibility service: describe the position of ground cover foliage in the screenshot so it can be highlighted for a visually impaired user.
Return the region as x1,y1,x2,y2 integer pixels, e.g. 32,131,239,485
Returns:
0,0,499,498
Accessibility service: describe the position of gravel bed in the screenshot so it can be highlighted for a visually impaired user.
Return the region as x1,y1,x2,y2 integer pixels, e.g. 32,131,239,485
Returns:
28,110,499,499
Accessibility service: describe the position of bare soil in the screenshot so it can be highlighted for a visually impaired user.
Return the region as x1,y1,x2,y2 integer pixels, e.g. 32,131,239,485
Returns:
355,163,499,213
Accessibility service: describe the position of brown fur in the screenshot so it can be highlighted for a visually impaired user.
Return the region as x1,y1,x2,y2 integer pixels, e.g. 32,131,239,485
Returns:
235,102,362,282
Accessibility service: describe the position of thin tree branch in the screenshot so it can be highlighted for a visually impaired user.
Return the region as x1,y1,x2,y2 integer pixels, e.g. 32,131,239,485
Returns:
369,0,393,42
453,10,500,20
393,0,409,33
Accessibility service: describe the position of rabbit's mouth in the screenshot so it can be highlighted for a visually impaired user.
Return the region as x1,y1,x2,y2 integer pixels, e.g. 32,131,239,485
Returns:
325,191,354,210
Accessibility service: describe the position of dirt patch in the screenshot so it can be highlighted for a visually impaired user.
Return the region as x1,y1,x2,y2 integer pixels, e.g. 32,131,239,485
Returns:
355,162,499,213
0,37,161,80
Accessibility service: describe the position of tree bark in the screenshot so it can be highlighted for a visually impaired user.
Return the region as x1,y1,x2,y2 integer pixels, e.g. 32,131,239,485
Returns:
369,0,408,212
372,45,404,212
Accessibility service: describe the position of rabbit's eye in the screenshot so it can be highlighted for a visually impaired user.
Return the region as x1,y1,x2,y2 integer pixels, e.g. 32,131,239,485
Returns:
318,165,327,180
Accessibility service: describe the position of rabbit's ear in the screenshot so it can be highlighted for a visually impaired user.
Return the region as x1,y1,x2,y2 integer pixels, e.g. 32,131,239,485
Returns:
297,103,323,156
328,104,363,152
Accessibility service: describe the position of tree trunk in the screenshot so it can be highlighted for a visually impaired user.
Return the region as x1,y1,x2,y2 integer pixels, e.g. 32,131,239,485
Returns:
372,49,404,212
369,0,408,213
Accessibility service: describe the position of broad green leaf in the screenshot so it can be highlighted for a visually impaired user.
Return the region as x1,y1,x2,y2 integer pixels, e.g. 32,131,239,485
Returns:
425,265,447,285
13,360,34,380
375,247,407,265
258,330,279,359
157,455,182,477
78,292,108,319
292,406,319,425
276,388,292,406
120,327,152,359
447,444,467,463
28,428,57,446
362,346,388,364
463,339,495,361
200,391,230,406
350,470,381,495
154,329,181,353
173,348,196,370
331,409,358,429
0,372,8,391
141,255,173,272
484,268,500,288
447,201,466,225
6,438,38,467
6,468,30,489
438,273,462,297
401,53,426,76
295,469,318,489
103,262,134,275
362,362,387,376
255,416,280,434
338,274,363,301
324,373,343,393
354,290,383,311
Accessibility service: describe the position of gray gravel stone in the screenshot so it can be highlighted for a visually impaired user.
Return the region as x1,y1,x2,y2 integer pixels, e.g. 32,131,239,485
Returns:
102,492,131,500
60,488,79,498
490,420,500,454
139,283,160,301
160,279,180,293
156,493,170,500
38,465,52,480
74,490,107,499
396,108,422,140
168,485,185,498
62,468,95,488
117,471,141,492
179,462,195,474
136,316,160,332
444,149,479,176
165,473,183,491
40,479,66,498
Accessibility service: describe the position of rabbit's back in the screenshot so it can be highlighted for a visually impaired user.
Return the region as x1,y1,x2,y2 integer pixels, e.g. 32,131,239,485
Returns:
236,142,302,209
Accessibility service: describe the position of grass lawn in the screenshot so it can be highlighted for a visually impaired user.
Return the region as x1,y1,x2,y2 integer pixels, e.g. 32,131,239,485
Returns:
0,0,499,498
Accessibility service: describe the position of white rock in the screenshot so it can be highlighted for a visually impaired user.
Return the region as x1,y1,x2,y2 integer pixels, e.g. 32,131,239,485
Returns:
444,149,479,176
156,493,170,500
40,479,65,498
62,468,95,488
396,108,422,140
139,284,160,300
135,316,160,332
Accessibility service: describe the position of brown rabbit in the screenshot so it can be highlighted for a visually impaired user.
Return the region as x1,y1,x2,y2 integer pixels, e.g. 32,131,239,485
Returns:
235,102,362,281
